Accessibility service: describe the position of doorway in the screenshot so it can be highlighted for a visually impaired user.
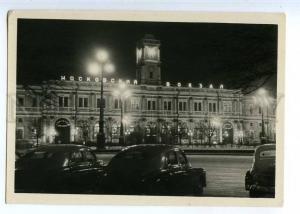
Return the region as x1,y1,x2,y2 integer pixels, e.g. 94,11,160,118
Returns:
55,118,70,144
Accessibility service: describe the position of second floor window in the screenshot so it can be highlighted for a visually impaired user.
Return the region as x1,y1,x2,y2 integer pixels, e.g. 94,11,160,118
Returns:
147,100,156,110
79,97,88,108
163,101,172,111
209,103,217,112
131,99,140,110
194,102,202,111
32,97,37,107
18,97,24,107
114,99,120,109
59,96,69,107
179,101,187,111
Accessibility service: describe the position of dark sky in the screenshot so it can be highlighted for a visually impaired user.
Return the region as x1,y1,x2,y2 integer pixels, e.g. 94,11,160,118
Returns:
17,19,278,90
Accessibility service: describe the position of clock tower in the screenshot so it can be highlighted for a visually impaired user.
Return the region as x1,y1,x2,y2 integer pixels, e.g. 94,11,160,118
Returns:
136,34,161,85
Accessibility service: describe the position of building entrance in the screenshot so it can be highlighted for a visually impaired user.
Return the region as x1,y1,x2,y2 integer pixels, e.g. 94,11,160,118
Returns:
55,118,70,144
222,122,233,144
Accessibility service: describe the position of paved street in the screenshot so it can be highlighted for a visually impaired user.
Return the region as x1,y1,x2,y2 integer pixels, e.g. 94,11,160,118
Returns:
96,153,253,197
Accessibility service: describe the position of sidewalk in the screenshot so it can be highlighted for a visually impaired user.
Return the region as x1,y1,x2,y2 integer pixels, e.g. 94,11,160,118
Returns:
96,144,257,155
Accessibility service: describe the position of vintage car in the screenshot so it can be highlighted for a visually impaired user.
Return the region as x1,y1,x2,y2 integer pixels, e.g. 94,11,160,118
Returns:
15,139,37,157
245,144,276,197
15,144,105,193
97,144,206,196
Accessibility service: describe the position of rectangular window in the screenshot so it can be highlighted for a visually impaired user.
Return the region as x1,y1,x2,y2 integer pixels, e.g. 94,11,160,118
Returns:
84,98,88,108
178,101,187,111
198,103,202,111
131,99,139,110
97,98,100,108
18,97,24,107
59,97,63,107
114,99,119,109
152,101,156,110
209,103,212,112
147,100,151,110
78,97,88,108
259,107,262,114
164,101,172,110
63,97,69,107
213,103,216,112
32,97,37,107
79,97,83,107
179,102,183,111
16,128,24,139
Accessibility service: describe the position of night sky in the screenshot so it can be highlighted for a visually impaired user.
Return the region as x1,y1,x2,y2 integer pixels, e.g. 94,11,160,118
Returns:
17,19,278,91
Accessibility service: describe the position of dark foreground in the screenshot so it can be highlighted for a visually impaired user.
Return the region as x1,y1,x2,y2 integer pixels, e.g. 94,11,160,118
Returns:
97,153,253,197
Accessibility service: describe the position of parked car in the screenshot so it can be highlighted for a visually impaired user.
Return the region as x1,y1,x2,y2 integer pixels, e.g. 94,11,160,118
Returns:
97,144,206,196
245,144,276,197
15,139,37,157
15,144,105,194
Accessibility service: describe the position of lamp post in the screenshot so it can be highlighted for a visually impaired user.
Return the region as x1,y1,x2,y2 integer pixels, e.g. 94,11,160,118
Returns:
88,49,114,148
254,88,270,144
113,83,131,145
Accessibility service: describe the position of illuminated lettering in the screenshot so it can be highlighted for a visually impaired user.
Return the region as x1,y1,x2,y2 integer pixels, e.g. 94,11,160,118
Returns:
103,77,107,83
111,78,115,83
166,82,170,87
70,76,74,81
78,76,83,81
60,76,66,81
86,77,91,82
133,80,138,85
177,82,181,87
188,83,192,87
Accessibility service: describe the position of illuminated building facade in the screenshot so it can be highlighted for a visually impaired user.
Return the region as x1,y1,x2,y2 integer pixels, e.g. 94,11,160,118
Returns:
15,35,276,145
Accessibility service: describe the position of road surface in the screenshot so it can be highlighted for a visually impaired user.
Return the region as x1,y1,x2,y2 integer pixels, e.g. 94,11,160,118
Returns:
96,153,253,197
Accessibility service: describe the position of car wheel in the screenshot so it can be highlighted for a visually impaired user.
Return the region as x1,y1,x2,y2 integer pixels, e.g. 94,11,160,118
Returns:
249,189,259,198
193,183,203,196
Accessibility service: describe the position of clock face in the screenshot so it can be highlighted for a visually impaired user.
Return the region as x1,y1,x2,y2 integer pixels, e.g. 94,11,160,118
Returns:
145,46,159,61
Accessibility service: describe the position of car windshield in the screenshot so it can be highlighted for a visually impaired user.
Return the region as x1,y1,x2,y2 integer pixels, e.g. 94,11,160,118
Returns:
108,149,162,174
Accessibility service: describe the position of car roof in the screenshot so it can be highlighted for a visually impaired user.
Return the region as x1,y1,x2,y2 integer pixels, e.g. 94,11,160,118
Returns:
33,144,90,153
255,144,276,153
120,144,177,154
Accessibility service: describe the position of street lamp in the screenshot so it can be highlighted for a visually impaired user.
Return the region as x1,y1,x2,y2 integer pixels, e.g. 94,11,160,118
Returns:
253,88,271,144
88,49,114,148
113,82,131,145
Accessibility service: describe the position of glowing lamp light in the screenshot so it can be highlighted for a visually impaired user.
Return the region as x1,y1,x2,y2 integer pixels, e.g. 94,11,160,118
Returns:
104,63,115,73
87,61,100,76
96,49,109,63
188,83,192,88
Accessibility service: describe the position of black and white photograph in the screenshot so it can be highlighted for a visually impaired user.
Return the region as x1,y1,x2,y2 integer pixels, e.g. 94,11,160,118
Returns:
6,11,285,206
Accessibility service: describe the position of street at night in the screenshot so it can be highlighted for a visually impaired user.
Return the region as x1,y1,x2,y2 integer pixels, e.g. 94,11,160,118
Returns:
96,153,253,197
